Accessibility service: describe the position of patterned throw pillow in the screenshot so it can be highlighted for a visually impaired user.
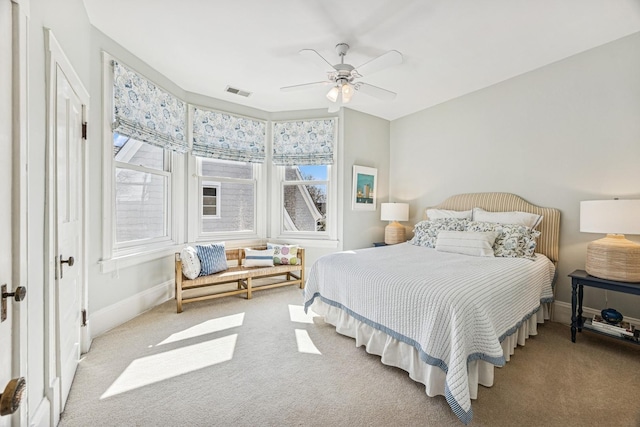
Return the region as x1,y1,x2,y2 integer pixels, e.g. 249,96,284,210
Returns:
244,248,275,267
196,242,228,276
465,221,540,259
267,243,299,265
180,246,201,279
409,218,470,248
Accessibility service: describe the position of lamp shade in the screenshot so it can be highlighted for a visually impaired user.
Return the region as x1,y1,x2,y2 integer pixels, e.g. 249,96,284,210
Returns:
580,200,640,235
381,203,409,222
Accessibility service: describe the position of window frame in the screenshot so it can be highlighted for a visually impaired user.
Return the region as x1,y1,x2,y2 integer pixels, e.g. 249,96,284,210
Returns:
269,118,339,243
279,167,330,237
100,53,184,272
113,140,172,250
201,180,221,219
187,156,266,243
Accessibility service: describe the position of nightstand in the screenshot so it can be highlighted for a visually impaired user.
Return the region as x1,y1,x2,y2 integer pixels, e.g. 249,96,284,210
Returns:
568,269,640,344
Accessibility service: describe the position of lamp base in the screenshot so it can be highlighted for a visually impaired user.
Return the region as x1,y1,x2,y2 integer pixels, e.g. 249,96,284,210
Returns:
586,234,640,283
384,221,406,245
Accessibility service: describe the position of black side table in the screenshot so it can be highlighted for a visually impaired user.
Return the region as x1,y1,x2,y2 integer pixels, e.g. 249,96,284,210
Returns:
568,269,640,342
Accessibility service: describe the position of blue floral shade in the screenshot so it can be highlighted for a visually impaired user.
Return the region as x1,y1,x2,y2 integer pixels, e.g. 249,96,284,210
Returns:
192,107,266,163
273,119,335,166
112,61,188,153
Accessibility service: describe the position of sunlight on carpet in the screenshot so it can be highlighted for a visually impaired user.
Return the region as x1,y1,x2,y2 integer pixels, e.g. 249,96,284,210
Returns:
156,313,244,346
294,329,322,354
101,334,238,399
288,304,317,324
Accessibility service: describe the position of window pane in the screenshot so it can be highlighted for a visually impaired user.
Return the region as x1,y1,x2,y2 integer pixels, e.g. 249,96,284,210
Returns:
114,133,165,171
202,182,254,233
283,183,327,232
115,168,167,242
285,165,327,181
201,158,252,179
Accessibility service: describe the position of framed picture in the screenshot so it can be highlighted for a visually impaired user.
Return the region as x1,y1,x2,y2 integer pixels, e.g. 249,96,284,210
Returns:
352,165,377,211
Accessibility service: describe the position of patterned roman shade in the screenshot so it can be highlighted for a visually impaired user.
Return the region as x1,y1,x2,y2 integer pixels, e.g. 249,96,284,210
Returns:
192,107,266,163
112,61,188,153
272,119,335,166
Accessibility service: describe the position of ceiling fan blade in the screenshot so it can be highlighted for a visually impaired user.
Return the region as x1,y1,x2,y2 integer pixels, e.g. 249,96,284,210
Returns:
280,81,331,92
354,50,403,77
355,82,397,101
299,49,336,71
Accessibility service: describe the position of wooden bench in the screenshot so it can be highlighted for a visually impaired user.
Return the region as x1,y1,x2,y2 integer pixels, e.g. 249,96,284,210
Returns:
174,246,305,313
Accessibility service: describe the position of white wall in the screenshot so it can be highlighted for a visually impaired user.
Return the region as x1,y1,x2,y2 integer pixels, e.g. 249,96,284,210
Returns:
342,108,391,250
26,0,92,421
390,31,640,319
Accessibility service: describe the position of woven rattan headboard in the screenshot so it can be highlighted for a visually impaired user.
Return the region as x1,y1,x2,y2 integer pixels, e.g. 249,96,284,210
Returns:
426,192,561,263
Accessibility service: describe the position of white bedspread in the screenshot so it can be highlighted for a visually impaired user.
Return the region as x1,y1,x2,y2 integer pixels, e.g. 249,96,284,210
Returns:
303,243,555,424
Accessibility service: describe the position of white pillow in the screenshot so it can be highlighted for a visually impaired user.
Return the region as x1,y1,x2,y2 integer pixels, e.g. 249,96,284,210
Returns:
426,208,473,220
244,248,275,267
180,246,201,279
435,231,498,257
472,208,543,229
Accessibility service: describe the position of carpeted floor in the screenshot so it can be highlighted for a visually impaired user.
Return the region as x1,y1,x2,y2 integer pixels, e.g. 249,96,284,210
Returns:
59,286,640,427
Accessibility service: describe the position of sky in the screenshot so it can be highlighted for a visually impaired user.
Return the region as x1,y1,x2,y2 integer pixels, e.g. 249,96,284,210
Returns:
299,165,327,180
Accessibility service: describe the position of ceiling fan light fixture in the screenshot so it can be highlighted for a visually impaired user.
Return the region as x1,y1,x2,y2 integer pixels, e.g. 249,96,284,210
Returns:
326,86,340,103
341,83,354,103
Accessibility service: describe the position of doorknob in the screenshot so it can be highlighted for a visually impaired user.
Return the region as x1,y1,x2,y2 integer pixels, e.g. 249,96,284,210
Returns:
59,255,75,279
2,286,26,302
0,377,26,416
61,255,75,267
1,285,26,323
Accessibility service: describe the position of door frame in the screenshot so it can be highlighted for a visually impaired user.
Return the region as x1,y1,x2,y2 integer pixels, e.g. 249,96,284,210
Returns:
44,29,90,426
6,1,29,425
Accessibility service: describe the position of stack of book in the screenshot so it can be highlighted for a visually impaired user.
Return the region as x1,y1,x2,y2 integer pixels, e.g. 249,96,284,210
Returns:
583,314,635,338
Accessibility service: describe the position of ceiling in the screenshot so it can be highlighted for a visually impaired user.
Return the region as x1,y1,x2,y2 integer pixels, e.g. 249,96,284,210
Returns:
82,0,640,121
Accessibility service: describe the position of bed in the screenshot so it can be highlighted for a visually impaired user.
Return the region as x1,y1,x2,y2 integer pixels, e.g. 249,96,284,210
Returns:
303,193,560,424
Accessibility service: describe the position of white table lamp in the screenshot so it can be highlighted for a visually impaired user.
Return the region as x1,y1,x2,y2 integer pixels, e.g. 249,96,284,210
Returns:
580,199,640,282
381,202,409,244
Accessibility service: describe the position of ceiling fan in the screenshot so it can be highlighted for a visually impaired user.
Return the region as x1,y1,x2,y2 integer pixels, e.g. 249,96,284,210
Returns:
281,43,403,111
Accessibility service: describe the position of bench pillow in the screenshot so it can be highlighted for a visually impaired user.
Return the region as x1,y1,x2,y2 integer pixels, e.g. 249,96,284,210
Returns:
196,242,228,276
244,248,275,267
267,243,299,265
180,246,201,279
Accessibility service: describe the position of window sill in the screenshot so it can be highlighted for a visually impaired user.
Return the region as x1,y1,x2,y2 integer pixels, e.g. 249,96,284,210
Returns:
100,244,181,273
270,238,340,249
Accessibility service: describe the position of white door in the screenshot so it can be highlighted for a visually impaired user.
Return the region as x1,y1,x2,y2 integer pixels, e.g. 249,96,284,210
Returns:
0,1,14,426
55,64,84,412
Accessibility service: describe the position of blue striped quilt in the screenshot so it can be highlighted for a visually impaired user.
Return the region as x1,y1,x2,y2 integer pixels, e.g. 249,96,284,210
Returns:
303,243,555,424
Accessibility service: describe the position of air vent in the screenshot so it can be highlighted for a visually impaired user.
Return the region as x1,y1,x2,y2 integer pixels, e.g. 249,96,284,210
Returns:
225,86,252,97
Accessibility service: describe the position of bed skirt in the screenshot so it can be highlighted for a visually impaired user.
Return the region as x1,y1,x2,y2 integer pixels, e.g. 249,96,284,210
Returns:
309,298,550,400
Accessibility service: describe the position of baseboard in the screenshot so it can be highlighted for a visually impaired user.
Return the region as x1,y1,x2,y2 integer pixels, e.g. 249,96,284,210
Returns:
29,396,50,427
553,301,640,327
90,280,174,338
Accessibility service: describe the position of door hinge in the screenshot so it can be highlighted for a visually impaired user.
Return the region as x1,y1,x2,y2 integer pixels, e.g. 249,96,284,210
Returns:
81,309,87,327
82,122,87,140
